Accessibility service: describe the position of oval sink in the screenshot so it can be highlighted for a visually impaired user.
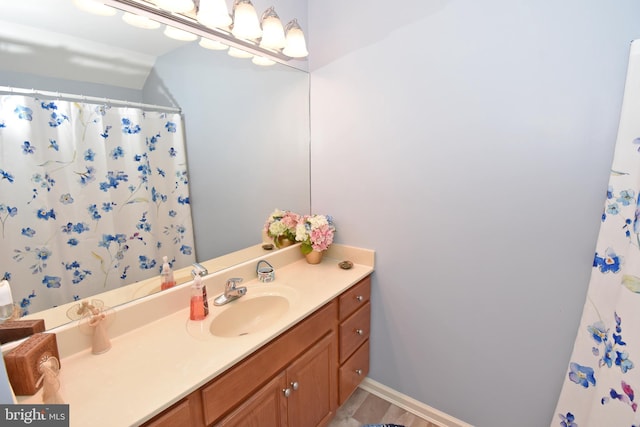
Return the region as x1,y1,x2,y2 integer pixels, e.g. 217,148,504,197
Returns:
210,294,290,338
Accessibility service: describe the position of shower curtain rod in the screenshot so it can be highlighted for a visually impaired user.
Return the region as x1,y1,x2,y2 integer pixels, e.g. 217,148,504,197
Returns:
0,86,182,114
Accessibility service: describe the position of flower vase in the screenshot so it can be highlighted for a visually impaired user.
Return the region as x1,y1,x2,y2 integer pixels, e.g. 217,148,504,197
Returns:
275,236,295,248
305,250,324,265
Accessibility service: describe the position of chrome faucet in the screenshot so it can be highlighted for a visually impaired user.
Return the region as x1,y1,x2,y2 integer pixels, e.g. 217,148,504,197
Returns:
191,263,208,278
214,278,247,306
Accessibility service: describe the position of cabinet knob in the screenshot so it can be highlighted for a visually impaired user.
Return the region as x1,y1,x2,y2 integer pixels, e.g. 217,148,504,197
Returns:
356,295,364,302
355,369,363,376
355,328,364,336
283,388,291,398
291,381,299,391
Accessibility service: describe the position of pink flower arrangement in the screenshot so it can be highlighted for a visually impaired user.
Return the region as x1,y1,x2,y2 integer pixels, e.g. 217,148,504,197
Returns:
264,209,300,242
295,214,336,254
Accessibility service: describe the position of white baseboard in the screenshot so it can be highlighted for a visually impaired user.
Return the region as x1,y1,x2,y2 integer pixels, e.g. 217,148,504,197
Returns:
358,378,474,427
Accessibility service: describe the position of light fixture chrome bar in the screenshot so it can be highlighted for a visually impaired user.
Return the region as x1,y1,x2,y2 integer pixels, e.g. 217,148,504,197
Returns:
101,0,296,65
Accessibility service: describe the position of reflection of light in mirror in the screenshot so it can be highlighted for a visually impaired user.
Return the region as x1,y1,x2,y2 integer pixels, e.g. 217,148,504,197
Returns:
231,0,262,41
199,37,229,51
283,19,308,58
69,56,149,76
122,12,161,29
164,25,199,41
228,46,253,59
153,0,195,13
0,42,34,55
73,0,117,16
252,55,275,66
197,0,232,30
259,7,285,50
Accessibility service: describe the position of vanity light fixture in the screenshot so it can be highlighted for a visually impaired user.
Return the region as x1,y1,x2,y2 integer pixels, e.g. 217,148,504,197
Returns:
73,0,117,16
163,24,199,41
122,12,161,29
231,0,262,41
259,6,285,50
153,0,195,14
199,37,229,50
196,0,232,30
98,0,309,66
282,18,308,58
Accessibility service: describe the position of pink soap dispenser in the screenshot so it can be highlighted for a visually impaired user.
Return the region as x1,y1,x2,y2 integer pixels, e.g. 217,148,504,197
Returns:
190,276,207,321
160,256,176,290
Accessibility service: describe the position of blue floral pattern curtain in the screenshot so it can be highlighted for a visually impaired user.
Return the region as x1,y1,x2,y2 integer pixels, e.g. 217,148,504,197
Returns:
553,41,640,427
0,95,195,315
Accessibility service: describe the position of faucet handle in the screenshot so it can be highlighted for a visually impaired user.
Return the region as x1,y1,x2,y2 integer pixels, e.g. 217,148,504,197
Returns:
226,278,243,289
191,263,208,277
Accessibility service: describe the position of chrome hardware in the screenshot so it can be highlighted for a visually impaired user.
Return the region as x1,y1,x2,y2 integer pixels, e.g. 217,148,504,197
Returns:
283,388,291,397
191,263,208,278
257,260,275,283
355,369,363,376
291,381,299,391
355,329,364,335
214,278,247,306
356,295,364,302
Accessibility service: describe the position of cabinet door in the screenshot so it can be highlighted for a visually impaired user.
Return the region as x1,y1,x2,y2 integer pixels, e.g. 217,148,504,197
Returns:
215,372,287,427
286,332,337,427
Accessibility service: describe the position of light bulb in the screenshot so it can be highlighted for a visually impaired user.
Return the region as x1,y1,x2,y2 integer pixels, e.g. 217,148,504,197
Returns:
154,0,195,13
164,25,198,41
231,0,262,41
228,47,253,59
197,0,232,29
259,7,285,50
282,19,308,58
122,13,161,29
199,37,229,50
252,56,275,66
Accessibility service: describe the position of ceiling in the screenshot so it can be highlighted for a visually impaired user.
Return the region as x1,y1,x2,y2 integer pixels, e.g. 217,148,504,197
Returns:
0,0,189,89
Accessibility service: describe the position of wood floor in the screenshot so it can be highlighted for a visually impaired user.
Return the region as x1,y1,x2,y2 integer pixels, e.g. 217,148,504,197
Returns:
328,387,440,427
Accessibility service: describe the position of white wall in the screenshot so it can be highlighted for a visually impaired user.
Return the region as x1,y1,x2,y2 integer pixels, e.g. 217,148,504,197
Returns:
308,1,640,426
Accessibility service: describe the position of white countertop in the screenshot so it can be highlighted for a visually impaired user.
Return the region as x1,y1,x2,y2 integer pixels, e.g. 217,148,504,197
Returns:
14,244,374,427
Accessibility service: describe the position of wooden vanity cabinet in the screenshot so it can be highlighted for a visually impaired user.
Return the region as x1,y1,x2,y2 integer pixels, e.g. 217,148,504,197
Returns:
142,275,372,427
142,393,204,427
216,333,335,427
204,300,337,427
338,276,371,405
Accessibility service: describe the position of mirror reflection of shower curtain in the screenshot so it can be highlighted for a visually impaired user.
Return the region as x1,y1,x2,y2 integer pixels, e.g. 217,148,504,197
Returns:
553,41,640,426
0,95,195,315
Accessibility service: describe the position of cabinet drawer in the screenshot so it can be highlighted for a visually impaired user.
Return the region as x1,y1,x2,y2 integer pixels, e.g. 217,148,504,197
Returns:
339,302,370,363
339,340,370,405
339,276,371,320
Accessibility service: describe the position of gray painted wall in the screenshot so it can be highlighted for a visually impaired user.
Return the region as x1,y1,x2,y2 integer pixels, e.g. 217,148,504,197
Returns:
308,1,640,426
145,43,310,261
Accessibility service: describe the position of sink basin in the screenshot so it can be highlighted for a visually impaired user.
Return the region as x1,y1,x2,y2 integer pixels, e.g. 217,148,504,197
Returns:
210,295,290,337
201,285,298,338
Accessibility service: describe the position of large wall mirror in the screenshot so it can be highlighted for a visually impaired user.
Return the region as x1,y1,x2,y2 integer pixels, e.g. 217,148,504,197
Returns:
0,0,310,334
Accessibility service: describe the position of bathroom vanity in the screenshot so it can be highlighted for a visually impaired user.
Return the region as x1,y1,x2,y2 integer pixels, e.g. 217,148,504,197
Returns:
10,244,374,427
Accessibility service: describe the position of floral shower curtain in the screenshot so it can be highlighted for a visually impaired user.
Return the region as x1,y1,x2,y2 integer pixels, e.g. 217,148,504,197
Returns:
553,41,640,426
0,94,195,315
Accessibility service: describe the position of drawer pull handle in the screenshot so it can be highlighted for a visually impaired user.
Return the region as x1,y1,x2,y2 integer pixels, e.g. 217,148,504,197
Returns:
355,329,364,336
283,388,292,398
356,295,364,302
355,369,363,376
291,381,299,391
